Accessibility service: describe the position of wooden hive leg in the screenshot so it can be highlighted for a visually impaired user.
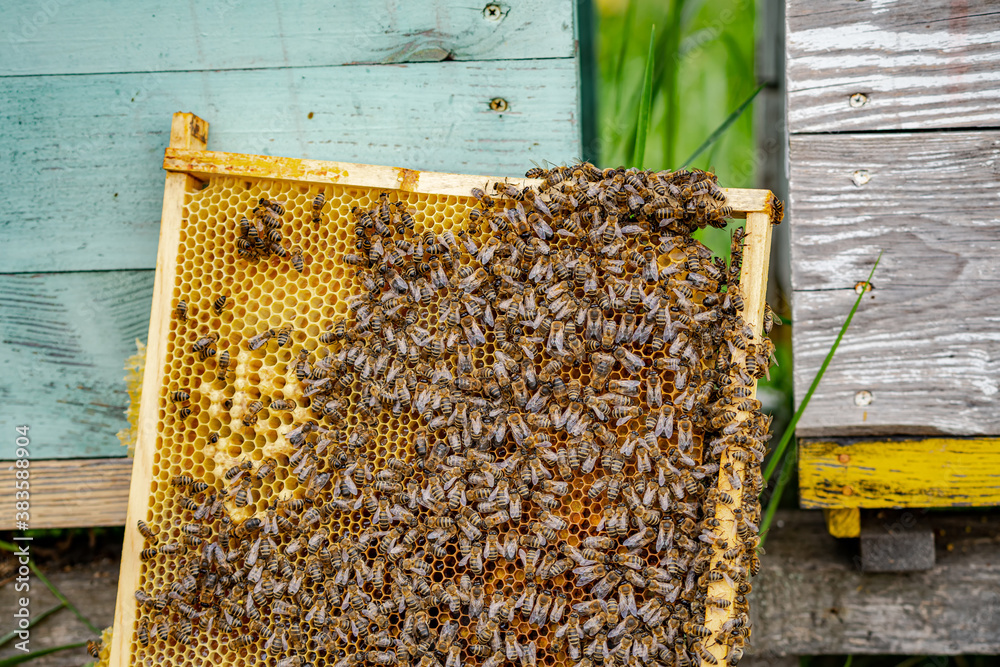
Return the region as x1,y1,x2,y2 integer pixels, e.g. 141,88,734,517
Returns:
824,508,861,538
108,112,207,667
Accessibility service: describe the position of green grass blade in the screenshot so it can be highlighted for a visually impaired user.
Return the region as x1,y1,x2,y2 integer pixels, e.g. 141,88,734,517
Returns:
758,442,795,547
0,642,87,666
844,656,854,667
761,251,883,483
631,24,656,168
661,0,686,168
612,0,636,118
0,603,65,648
617,15,673,163
682,82,765,167
0,540,101,635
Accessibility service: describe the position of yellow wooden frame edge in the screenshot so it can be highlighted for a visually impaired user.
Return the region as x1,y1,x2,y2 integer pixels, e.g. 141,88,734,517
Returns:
163,147,774,220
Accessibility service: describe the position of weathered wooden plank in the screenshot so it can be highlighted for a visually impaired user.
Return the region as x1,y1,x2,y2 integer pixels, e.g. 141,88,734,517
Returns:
0,458,132,529
800,438,1000,509
0,59,581,273
1,0,575,75
751,510,1000,655
786,0,1000,133
0,271,153,460
789,131,1000,436
0,558,119,666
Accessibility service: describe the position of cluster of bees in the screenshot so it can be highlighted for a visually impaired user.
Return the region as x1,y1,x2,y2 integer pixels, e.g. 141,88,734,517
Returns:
234,196,308,272
113,163,777,667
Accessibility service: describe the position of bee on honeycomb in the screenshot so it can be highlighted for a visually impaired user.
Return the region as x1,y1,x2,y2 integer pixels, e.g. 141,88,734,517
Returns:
121,163,775,667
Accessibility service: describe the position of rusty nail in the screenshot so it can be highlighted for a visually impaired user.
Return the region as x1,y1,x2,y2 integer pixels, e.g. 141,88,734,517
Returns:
838,454,850,464
854,281,873,295
483,4,502,20
851,169,870,187
854,390,873,406
849,93,869,107
489,97,509,112
842,485,854,496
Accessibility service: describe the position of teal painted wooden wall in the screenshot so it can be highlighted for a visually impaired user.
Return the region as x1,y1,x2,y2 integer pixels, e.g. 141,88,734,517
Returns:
0,0,584,460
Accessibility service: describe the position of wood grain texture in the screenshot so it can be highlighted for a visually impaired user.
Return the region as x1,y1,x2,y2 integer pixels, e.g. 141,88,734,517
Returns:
789,132,1000,436
751,510,1000,655
0,0,574,75
0,458,132,529
800,437,1000,509
0,271,153,460
704,212,774,665
786,0,1000,133
165,146,772,215
0,59,581,273
111,113,201,667
0,558,119,666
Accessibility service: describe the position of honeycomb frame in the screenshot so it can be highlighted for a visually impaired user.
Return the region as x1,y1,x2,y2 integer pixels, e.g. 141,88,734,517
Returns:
108,113,777,667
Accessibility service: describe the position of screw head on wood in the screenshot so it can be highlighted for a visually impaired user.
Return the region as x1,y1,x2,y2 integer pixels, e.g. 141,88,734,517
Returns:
489,98,509,112
851,169,871,187
838,453,851,464
854,390,873,406
849,93,869,108
483,4,503,20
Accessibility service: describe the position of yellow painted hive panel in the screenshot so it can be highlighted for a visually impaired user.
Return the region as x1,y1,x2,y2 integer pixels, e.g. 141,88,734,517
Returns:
118,164,773,667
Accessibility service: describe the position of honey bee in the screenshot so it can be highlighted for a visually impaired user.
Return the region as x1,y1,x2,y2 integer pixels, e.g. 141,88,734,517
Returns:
212,294,228,315
136,519,157,543
259,197,285,216
174,299,188,322
248,328,275,350
269,398,295,411
192,333,218,359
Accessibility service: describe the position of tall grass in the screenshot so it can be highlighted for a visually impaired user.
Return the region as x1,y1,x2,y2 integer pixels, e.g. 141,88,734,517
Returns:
594,0,757,185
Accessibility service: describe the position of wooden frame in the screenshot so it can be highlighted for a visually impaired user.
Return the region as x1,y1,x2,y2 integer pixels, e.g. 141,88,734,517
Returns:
110,112,207,667
705,210,772,663
109,112,777,667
